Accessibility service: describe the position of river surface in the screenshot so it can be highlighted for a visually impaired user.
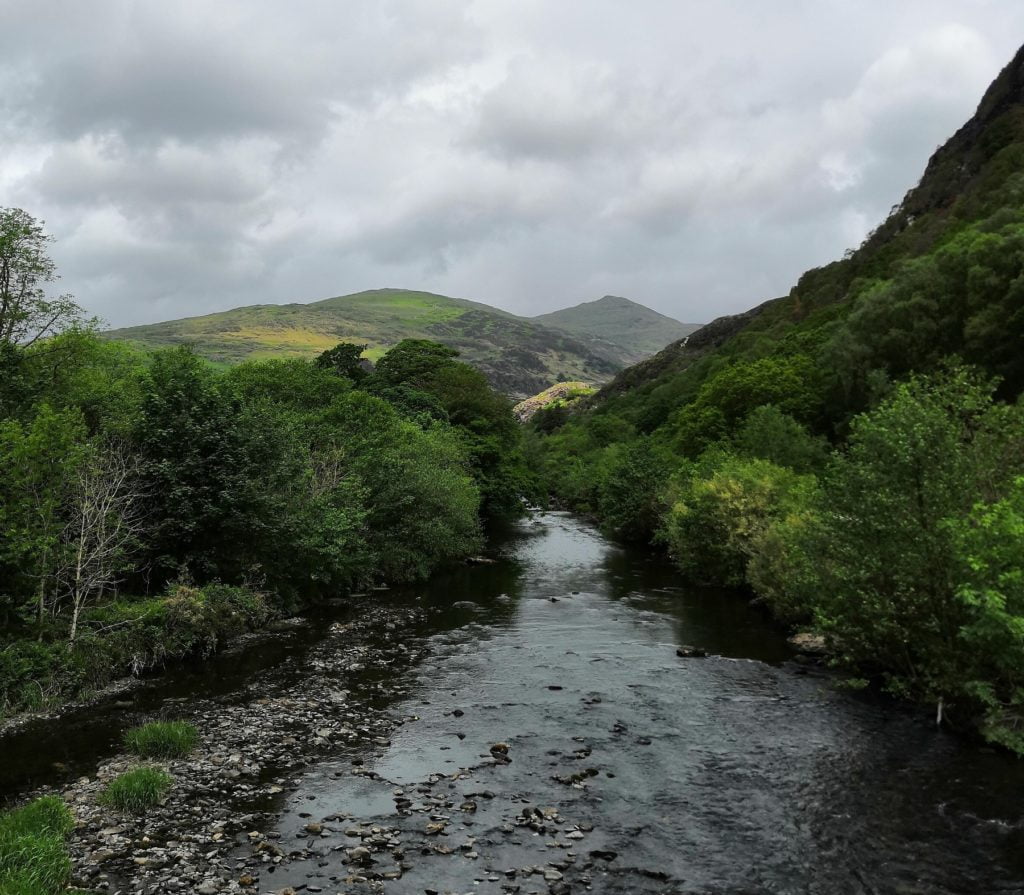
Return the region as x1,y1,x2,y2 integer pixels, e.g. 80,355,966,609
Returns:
3,512,1024,894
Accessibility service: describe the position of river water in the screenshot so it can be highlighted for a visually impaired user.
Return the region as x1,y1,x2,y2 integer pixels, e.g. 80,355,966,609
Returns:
3,512,1024,894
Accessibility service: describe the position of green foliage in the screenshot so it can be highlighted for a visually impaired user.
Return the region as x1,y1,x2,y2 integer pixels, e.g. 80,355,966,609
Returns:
660,453,819,588
665,354,822,455
318,391,482,580
0,208,84,349
807,370,1022,690
124,721,199,759
315,342,368,381
0,404,87,628
100,767,172,813
0,796,74,894
366,339,528,518
0,583,270,718
136,347,285,584
949,477,1024,750
597,438,671,541
730,405,830,474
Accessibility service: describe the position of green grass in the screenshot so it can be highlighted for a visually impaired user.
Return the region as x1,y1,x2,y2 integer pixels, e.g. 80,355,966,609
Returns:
100,287,630,396
0,796,74,894
100,768,172,813
124,721,198,759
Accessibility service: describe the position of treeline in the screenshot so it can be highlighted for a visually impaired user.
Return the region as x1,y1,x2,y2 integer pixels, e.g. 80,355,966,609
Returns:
531,203,1024,752
0,209,528,717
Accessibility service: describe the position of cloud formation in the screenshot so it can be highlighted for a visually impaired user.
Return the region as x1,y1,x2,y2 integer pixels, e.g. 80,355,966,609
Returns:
2,1,1022,326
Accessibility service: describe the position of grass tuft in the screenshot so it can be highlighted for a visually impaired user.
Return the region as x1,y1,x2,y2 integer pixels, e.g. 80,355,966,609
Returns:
0,795,75,893
100,768,172,814
123,721,198,759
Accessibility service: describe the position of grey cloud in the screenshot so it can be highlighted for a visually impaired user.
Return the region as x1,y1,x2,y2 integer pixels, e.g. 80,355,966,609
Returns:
3,1,1024,329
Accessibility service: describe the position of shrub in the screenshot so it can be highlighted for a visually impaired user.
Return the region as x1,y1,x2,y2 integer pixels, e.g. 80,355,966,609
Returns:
0,796,74,894
124,721,198,759
659,453,819,588
100,768,172,813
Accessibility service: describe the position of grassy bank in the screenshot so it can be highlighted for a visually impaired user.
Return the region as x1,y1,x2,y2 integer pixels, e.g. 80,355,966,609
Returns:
0,583,270,720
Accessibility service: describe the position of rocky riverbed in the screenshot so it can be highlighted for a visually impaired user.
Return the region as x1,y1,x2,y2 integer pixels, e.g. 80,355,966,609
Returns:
6,513,1024,894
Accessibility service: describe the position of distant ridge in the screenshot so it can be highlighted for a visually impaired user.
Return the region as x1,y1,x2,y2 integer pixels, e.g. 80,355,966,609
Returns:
104,288,700,398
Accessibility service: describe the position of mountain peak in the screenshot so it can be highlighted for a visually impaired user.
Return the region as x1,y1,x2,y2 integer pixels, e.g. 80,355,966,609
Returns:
534,295,701,365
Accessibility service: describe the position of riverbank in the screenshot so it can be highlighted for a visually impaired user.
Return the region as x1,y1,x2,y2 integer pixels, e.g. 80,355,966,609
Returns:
0,583,274,726
50,601,427,893
3,513,1023,894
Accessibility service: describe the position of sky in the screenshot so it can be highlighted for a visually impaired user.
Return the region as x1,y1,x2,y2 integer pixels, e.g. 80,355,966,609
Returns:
2,2,1023,328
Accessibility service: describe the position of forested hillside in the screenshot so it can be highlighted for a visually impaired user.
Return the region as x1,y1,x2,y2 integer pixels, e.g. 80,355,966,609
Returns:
531,43,1024,750
0,213,530,720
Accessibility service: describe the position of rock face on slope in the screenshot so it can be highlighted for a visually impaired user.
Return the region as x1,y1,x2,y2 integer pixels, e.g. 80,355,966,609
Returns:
512,382,596,422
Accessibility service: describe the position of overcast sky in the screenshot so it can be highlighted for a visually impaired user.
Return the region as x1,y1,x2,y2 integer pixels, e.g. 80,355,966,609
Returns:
2,2,1023,327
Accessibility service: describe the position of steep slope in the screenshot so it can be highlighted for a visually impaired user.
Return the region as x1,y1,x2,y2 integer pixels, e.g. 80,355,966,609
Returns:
592,41,1024,418
104,288,622,398
532,45,1024,752
533,295,701,364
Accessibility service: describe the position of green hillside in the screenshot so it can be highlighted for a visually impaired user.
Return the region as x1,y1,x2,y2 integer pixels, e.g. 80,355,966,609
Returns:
103,288,659,398
535,295,700,364
531,43,1024,750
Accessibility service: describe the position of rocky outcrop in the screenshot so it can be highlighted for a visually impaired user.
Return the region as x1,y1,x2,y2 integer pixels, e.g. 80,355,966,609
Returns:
512,381,595,422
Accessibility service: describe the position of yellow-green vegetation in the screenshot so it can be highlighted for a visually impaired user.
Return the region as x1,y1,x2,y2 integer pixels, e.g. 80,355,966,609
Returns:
512,381,595,423
532,45,1024,751
101,288,631,398
0,795,75,894
100,768,173,813
124,721,198,759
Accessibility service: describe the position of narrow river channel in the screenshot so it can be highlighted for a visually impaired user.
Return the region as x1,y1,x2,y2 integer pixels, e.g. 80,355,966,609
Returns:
3,512,1024,894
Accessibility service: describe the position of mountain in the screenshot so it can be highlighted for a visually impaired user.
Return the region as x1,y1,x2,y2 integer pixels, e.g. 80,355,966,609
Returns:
531,44,1024,753
104,288,698,398
592,42,1024,414
534,295,700,365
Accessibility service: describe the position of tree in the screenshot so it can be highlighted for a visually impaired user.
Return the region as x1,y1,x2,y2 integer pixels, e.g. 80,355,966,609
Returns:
809,368,1024,713
0,208,84,348
316,342,369,382
597,438,671,542
0,405,88,631
57,439,145,644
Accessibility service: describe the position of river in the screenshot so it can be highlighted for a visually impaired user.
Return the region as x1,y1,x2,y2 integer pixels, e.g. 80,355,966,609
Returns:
3,512,1024,894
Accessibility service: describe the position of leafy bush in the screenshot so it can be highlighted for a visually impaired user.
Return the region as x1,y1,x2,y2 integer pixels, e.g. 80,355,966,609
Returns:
947,477,1024,750
0,796,74,894
124,721,198,759
100,768,172,813
659,453,819,588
